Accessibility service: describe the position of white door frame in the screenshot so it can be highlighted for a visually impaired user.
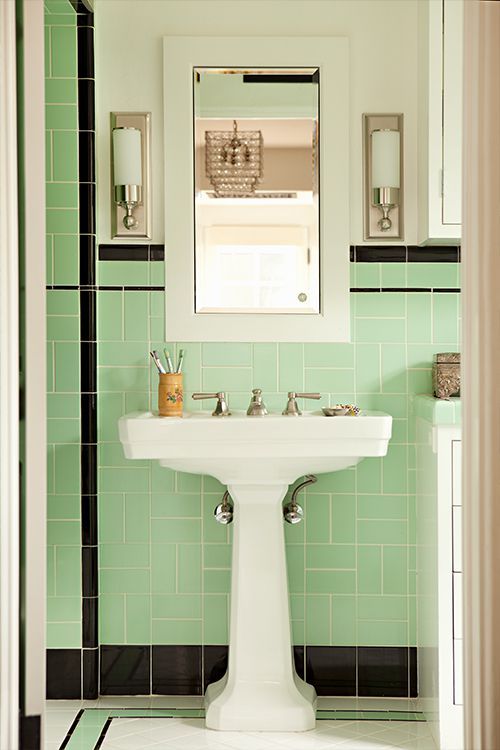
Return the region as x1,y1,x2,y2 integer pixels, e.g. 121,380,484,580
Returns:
462,1,500,748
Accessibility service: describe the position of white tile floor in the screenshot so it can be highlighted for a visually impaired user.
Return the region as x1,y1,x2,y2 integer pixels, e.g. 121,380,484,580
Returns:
44,699,437,750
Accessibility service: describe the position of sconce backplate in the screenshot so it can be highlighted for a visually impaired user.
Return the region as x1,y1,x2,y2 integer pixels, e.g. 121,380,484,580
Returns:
111,111,152,240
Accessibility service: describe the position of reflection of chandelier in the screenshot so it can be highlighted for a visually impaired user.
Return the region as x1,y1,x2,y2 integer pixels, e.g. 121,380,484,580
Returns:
205,120,263,197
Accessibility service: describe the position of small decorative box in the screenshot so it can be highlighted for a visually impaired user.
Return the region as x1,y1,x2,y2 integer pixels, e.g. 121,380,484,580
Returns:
432,352,460,400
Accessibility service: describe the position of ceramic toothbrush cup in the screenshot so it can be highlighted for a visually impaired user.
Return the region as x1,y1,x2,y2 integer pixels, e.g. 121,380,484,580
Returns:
158,373,183,417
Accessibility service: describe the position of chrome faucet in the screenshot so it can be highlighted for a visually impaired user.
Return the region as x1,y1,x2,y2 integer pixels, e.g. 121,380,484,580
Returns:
192,392,231,416
246,388,268,416
282,392,321,416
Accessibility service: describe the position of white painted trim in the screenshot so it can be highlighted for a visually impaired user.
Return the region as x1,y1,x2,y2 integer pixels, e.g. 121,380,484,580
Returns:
462,1,500,747
164,37,350,342
0,1,20,747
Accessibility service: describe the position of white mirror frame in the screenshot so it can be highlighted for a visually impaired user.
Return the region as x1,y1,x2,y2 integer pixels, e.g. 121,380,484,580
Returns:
163,36,349,342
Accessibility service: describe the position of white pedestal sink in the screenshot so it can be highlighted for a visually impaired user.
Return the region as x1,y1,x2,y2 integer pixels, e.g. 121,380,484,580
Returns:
119,410,392,731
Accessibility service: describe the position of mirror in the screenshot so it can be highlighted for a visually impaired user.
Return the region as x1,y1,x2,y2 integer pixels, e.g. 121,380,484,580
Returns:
164,36,349,342
193,68,320,314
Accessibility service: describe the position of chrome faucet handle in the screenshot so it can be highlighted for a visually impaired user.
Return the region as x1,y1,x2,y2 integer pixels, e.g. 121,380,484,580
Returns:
282,391,321,416
192,392,231,417
246,388,268,417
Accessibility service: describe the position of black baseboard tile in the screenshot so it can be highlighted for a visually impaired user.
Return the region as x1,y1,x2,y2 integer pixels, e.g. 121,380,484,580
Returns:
153,645,203,695
83,648,99,699
100,645,151,695
306,646,357,696
203,645,228,692
358,646,409,697
19,714,41,750
46,649,82,699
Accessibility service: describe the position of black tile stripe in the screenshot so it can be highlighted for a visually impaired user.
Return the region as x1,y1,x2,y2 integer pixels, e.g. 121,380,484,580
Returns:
94,718,112,750
99,244,165,261
350,244,460,263
58,709,84,750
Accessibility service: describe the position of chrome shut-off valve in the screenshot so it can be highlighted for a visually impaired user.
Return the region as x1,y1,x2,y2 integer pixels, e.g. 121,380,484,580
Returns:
214,490,234,525
283,475,317,524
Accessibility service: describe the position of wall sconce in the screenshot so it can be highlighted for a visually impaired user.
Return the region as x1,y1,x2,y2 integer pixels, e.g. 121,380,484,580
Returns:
110,112,151,239
363,113,404,240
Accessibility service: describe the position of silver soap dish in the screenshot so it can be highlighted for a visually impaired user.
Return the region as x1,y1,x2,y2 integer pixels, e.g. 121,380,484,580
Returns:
322,406,349,417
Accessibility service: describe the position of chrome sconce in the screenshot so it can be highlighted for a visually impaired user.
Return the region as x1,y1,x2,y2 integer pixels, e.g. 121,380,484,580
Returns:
111,112,151,239
363,113,404,240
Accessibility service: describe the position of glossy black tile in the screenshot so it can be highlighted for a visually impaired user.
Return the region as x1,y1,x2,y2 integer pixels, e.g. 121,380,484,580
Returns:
46,649,81,699
80,289,96,342
94,719,112,749
81,443,97,495
79,235,96,286
409,647,418,697
81,494,97,545
407,245,460,262
150,245,165,261
80,341,96,392
203,646,228,691
306,646,356,696
349,245,355,262
78,79,95,131
77,10,94,27
82,597,98,648
79,183,96,235
358,646,408,697
81,546,98,597
101,646,151,695
153,645,202,695
293,645,305,681
77,26,94,78
83,648,99,699
78,132,95,183
99,244,150,262
19,714,41,750
354,246,407,263
81,393,97,444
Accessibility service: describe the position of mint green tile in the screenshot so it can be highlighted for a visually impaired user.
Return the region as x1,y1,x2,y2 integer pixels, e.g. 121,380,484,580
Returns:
100,543,149,569
97,291,123,341
124,291,149,341
151,544,176,593
202,343,252,366
355,263,381,288
313,468,355,494
152,619,202,644
355,292,405,318
358,393,408,418
99,494,124,543
53,235,79,284
306,545,355,569
331,495,355,543
201,367,252,393
152,594,201,619
47,519,80,545
46,208,78,234
358,495,407,519
150,260,165,286
357,546,382,594
45,0,76,14
306,595,330,644
252,343,278,391
433,293,459,344
149,317,165,342
126,595,151,642
100,442,146,469
100,569,150,595
47,494,80,519
292,620,305,644
407,293,432,343
45,78,77,104
52,131,78,180
356,457,382,494
202,495,228,543
203,594,228,644
47,315,79,341
381,344,406,393
50,25,76,77
46,234,53,285
98,341,149,366
150,291,164,317
125,390,150,413
46,183,78,208
358,595,407,622
331,595,356,645
286,545,305,593
55,545,80,596
47,443,55,493
45,129,53,182
358,519,407,545
47,416,79,442
47,549,55,597
124,494,150,543
408,495,417,545
304,343,354,368
100,467,149,494
408,368,432,395
305,495,330,543
290,594,305,621
54,443,80,492
98,260,149,286
47,289,78,315
381,263,407,288
383,547,408,595
97,393,123,442
47,595,81,622
355,343,380,393
99,591,125,645
45,103,78,129
204,544,231,568
178,544,202,592
304,368,354,394
278,343,304,392
306,570,356,594
355,318,405,344
409,596,417,646
407,263,458,288
174,344,202,393
203,567,230,593
46,622,81,648
151,519,201,544
382,445,408,493
150,463,175,495
176,472,202,493
99,366,150,393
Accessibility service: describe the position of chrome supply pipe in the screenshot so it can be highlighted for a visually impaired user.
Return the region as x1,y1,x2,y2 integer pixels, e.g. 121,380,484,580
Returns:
214,490,233,525
283,474,317,524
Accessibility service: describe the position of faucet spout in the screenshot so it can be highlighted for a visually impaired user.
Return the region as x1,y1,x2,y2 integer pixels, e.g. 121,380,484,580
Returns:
246,388,268,416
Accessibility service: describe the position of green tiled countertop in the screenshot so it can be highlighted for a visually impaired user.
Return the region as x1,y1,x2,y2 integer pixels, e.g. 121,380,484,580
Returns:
413,394,461,425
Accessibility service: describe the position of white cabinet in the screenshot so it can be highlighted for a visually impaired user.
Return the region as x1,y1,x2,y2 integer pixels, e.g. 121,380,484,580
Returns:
418,0,463,243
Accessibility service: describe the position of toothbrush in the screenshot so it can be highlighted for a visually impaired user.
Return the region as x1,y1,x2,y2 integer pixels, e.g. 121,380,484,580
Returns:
163,349,174,374
176,349,185,373
150,350,166,374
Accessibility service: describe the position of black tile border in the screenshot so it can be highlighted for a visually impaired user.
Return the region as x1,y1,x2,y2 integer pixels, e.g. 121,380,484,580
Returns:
100,646,151,696
99,244,165,262
46,649,82,699
58,710,84,750
19,715,41,750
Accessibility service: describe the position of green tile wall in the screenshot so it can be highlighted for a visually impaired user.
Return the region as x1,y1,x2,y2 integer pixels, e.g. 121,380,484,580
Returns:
97,260,461,649
45,0,81,649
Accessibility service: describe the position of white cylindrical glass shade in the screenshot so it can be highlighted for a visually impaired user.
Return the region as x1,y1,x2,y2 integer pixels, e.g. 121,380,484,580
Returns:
113,127,142,186
371,129,400,188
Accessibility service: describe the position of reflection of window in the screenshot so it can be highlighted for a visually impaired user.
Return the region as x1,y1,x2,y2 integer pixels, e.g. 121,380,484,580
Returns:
196,226,318,313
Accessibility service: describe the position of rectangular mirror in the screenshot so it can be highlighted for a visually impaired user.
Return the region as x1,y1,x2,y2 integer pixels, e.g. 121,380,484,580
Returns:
164,37,350,342
194,68,320,314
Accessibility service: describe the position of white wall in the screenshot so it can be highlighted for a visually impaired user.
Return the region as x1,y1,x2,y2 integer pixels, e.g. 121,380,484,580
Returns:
95,0,418,244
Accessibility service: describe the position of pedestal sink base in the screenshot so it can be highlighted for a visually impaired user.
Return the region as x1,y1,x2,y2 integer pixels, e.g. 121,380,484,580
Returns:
205,672,316,731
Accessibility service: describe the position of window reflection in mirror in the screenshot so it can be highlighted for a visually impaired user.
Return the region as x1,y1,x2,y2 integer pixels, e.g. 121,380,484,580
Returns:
193,68,320,314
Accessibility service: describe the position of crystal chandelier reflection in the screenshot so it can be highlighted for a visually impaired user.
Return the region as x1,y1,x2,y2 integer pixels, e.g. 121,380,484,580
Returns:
205,120,263,198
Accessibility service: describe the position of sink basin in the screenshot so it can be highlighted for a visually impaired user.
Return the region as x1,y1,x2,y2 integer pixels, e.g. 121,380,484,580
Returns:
119,409,392,732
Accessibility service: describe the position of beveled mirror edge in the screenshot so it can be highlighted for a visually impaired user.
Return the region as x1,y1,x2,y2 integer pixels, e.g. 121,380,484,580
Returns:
163,36,350,342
